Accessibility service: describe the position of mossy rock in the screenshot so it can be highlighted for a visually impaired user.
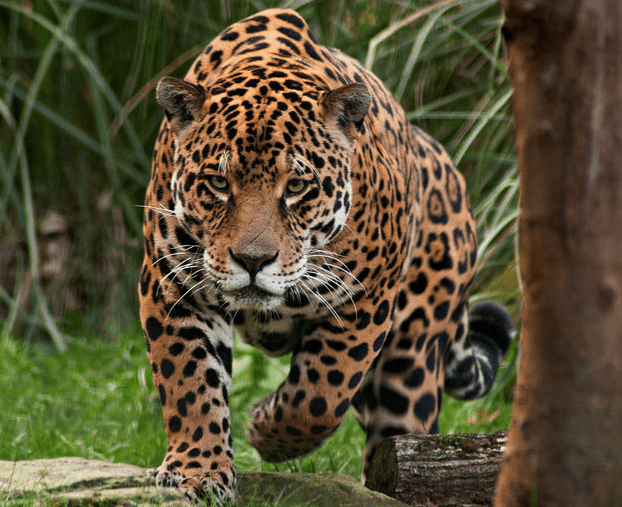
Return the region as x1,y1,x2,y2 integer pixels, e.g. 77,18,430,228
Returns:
0,457,406,506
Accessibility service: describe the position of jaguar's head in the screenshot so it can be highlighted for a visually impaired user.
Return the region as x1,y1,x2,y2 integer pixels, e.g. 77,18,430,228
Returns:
156,73,370,311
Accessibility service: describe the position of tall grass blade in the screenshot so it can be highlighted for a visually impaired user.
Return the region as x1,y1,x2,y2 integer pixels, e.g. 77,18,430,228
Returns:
365,0,456,70
454,89,512,165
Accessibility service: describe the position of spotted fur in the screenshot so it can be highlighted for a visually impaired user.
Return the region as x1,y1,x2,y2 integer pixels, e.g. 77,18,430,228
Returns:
139,8,513,503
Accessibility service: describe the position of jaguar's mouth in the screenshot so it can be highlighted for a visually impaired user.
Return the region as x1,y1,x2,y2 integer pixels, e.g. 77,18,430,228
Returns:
220,285,283,311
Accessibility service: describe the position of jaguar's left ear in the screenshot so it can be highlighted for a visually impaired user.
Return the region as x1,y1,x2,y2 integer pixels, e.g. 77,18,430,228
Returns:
320,83,371,143
156,76,207,137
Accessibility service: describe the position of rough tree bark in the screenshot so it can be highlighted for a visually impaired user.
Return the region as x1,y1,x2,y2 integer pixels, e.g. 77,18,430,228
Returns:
495,2,622,506
367,431,506,506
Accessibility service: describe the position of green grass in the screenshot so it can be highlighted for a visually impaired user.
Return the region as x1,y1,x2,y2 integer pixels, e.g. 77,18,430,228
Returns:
0,324,514,477
0,324,163,467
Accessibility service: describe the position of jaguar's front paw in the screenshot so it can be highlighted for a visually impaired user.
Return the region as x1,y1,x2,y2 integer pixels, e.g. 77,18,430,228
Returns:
154,465,237,505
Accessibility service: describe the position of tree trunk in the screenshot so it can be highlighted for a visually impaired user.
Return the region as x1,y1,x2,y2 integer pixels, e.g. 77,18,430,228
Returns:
366,431,506,506
495,2,622,506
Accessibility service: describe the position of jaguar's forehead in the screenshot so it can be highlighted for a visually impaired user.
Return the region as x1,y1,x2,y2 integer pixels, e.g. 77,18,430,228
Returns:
209,148,307,184
204,65,326,123
176,75,346,181
205,86,317,141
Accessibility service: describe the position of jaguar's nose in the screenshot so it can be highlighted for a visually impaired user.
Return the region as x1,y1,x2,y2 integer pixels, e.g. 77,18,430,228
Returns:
229,248,279,277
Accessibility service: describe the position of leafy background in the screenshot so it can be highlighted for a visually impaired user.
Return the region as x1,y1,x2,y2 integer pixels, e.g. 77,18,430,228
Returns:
0,0,519,482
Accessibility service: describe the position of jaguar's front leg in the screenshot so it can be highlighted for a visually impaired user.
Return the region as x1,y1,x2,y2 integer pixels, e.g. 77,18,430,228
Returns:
247,299,394,461
141,292,236,504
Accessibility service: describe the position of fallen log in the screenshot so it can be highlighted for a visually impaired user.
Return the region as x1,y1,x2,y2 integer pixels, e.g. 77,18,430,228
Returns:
366,430,507,507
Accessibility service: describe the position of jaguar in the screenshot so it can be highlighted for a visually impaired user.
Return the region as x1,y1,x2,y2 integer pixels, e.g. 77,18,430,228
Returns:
139,8,513,503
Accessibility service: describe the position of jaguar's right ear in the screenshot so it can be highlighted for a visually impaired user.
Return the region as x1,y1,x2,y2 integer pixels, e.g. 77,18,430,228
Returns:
156,77,206,136
320,83,371,145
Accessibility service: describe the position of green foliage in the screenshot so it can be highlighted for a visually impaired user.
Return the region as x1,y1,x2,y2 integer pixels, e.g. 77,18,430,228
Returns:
0,0,518,341
0,326,513,480
0,324,165,467
0,327,364,474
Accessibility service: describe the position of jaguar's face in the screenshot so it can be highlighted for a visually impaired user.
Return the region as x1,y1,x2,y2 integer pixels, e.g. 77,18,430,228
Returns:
171,148,347,311
160,77,370,312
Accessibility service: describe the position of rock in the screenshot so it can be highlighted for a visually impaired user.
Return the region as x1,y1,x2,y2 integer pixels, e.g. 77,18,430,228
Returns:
237,471,407,506
0,457,185,505
0,457,407,506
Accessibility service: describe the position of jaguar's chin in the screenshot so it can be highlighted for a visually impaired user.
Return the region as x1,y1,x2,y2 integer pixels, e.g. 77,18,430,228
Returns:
220,285,284,312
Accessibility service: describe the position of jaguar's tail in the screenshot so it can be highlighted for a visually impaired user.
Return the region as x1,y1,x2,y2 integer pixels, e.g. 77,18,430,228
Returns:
444,300,514,400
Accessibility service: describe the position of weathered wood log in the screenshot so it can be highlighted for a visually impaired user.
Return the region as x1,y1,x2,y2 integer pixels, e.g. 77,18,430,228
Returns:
366,430,507,507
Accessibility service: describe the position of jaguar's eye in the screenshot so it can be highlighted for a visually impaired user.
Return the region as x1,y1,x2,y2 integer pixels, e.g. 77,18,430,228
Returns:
209,175,229,192
286,178,307,196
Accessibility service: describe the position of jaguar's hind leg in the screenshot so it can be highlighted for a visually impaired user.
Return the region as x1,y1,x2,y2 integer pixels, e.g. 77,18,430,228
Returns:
353,296,513,480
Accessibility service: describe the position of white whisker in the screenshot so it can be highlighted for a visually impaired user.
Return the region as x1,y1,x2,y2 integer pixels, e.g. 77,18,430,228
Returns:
219,150,230,176
291,152,318,179
304,268,357,316
307,248,367,296
138,204,176,217
300,281,344,329
167,272,216,319
157,258,196,292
